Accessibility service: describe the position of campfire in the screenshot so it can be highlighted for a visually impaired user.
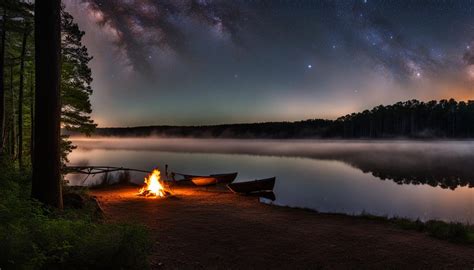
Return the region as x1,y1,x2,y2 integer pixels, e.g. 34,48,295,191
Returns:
138,169,170,198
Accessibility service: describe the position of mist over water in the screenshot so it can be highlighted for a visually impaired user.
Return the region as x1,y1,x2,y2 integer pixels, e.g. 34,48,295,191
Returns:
68,137,474,223
71,137,474,159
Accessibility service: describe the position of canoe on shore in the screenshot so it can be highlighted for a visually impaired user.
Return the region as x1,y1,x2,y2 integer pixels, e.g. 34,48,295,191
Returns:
172,172,238,186
227,177,276,194
210,172,238,184
191,177,219,186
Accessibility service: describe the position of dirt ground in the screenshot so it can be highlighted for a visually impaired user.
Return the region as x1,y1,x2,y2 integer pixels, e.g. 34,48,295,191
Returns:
91,185,474,270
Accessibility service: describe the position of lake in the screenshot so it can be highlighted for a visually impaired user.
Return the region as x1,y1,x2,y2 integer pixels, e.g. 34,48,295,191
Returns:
67,138,474,223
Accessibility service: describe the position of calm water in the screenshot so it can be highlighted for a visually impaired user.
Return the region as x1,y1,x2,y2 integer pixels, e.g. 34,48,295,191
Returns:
68,138,474,223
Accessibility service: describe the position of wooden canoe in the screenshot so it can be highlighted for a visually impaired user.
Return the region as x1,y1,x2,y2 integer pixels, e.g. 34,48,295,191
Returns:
191,177,218,186
227,177,276,194
173,172,238,186
210,172,238,184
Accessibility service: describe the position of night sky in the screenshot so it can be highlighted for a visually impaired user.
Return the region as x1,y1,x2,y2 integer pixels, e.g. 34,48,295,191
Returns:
64,0,474,127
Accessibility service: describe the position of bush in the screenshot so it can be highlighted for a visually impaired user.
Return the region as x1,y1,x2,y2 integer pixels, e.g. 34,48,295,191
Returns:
0,159,151,269
356,209,473,244
424,220,470,243
392,218,425,231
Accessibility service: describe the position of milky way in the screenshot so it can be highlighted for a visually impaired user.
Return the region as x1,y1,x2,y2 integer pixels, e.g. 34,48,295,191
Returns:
64,0,474,126
78,0,249,75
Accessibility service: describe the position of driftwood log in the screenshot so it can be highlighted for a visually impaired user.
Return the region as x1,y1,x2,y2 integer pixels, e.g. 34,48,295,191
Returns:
64,166,150,175
64,166,151,185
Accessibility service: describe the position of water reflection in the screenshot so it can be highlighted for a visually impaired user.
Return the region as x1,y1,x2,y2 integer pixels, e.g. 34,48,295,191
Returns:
339,154,474,190
71,138,474,190
68,138,474,222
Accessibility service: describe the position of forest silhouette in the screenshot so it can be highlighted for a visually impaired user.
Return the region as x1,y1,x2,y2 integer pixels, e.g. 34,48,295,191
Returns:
89,99,474,139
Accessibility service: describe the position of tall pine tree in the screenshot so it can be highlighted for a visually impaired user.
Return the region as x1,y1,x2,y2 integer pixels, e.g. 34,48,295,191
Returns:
31,0,62,208
61,10,96,136
60,9,96,162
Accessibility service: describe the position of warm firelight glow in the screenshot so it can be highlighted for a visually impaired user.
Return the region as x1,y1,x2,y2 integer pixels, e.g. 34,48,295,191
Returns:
138,169,167,197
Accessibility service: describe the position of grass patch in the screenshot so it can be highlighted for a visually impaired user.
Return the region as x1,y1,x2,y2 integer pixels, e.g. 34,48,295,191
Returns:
0,159,152,269
423,220,471,243
359,211,474,244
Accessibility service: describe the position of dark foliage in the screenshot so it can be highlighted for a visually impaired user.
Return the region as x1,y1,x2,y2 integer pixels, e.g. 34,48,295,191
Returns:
332,99,474,138
84,119,334,139
359,213,474,244
1,2,95,166
0,158,151,269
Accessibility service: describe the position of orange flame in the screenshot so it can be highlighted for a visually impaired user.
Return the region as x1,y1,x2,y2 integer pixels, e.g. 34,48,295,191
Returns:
138,169,167,197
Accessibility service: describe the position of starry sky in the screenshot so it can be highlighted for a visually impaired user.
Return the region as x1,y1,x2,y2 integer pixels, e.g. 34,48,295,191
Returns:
64,0,474,127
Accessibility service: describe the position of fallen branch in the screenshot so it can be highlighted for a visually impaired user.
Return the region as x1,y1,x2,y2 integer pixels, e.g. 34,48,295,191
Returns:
64,166,151,185
64,166,150,175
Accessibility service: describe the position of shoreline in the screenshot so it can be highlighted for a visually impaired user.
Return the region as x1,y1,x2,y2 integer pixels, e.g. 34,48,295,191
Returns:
91,185,474,269
70,135,474,142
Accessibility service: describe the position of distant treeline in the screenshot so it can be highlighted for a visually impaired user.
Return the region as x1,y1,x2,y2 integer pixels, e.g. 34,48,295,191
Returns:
77,119,334,139
334,99,474,138
78,99,474,139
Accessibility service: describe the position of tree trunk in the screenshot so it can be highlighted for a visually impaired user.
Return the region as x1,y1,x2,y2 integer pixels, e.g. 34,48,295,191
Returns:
9,64,14,157
29,68,34,165
18,24,29,169
0,8,6,153
31,0,63,209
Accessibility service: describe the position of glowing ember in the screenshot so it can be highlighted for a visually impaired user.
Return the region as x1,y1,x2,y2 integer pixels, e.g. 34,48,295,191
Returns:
138,169,168,197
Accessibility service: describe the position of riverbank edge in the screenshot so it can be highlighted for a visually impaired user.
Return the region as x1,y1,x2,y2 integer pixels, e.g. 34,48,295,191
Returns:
88,183,474,245
260,200,474,244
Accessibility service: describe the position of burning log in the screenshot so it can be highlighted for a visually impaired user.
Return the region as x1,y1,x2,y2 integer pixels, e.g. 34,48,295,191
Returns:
138,189,172,197
138,169,171,198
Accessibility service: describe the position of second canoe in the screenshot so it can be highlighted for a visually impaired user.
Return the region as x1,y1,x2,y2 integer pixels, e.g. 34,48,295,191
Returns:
227,177,276,194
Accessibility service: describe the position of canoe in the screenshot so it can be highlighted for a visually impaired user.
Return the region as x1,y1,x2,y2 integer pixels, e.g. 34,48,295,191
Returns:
210,172,238,184
191,177,218,186
227,177,276,194
173,172,238,186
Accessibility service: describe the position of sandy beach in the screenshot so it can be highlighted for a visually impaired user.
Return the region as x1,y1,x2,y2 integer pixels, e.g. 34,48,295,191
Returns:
91,185,474,269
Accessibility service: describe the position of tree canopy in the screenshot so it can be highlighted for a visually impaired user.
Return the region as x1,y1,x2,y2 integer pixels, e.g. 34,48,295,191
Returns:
0,2,96,165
